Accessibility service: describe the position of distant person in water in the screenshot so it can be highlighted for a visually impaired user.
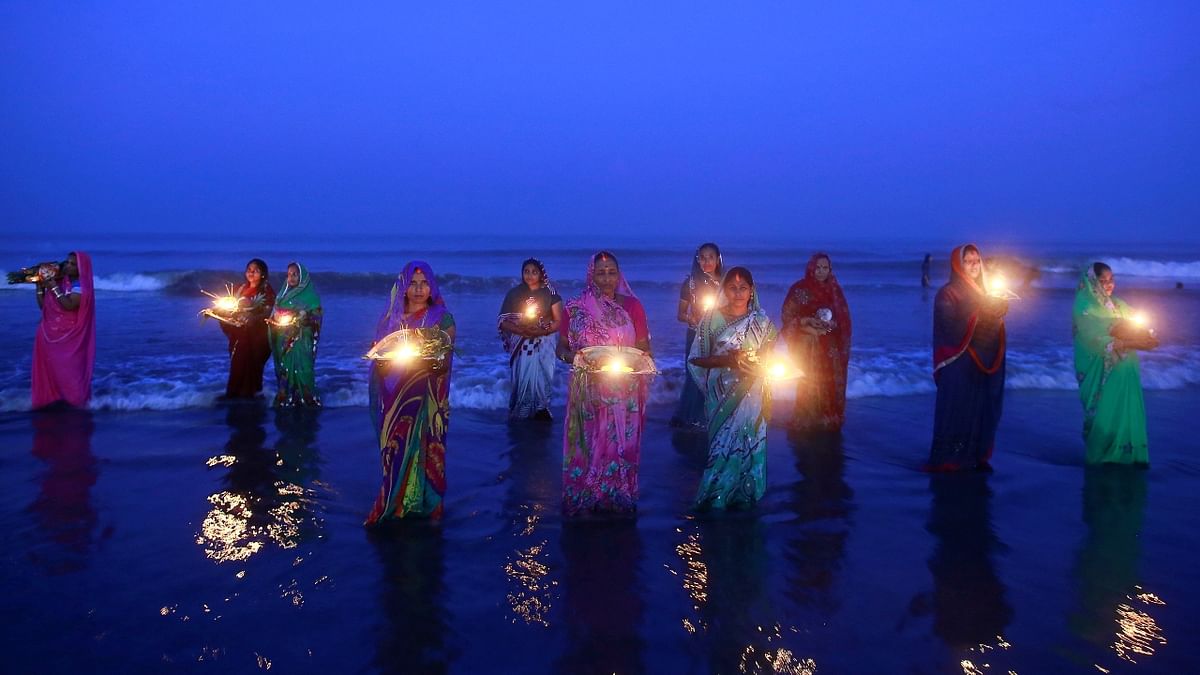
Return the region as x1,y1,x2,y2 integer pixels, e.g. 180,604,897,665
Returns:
498,258,562,420
367,261,456,524
31,251,96,409
688,267,777,509
671,242,723,430
927,244,1008,472
921,254,932,288
1072,262,1158,465
219,259,276,399
269,262,323,407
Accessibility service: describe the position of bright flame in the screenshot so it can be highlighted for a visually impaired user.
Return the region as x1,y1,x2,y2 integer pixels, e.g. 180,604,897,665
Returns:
214,296,239,312
274,314,294,327
600,356,634,374
769,362,788,380
701,295,716,311
525,305,538,319
1131,312,1148,327
989,274,1008,295
389,342,420,362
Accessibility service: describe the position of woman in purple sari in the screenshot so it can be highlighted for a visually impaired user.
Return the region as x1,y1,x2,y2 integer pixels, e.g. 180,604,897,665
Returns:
927,244,1009,472
366,261,456,525
556,251,652,516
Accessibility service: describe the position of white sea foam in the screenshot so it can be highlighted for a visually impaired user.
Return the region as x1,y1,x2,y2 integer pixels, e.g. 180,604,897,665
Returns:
1040,259,1200,279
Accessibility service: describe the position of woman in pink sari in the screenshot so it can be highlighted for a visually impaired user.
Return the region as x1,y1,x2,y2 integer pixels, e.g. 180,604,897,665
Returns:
31,251,96,409
556,251,652,516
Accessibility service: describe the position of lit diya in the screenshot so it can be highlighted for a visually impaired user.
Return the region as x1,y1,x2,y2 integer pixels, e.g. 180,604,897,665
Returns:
574,345,657,377
701,294,716,311
199,285,246,326
1129,311,1157,339
267,311,296,328
986,273,1021,300
524,302,539,321
743,350,803,383
364,327,454,368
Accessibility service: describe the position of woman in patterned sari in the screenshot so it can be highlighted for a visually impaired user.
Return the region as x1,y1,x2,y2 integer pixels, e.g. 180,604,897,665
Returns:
269,262,323,407
671,242,723,430
688,267,778,509
926,244,1008,472
498,258,563,420
220,258,276,399
367,261,456,524
1072,262,1157,465
556,251,651,516
781,253,852,432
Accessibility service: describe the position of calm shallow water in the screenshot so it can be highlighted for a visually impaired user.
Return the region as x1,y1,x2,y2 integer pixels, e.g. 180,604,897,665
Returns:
1,390,1196,673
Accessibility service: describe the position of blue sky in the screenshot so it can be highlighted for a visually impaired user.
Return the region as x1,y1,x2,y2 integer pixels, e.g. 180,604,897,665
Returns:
2,2,1198,242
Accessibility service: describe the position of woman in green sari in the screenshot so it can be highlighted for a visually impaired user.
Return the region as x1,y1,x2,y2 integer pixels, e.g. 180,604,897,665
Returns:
270,262,323,407
687,266,778,510
1072,262,1158,465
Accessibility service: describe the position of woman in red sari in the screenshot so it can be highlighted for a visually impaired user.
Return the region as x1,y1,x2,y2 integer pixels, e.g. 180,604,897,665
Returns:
781,253,852,432
220,258,276,399
32,251,96,409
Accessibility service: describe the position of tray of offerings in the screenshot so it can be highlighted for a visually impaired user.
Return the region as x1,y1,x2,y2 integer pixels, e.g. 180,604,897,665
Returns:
364,328,455,368
574,345,657,377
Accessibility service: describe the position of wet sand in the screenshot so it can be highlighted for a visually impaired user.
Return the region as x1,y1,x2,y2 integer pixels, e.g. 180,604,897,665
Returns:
0,391,1196,673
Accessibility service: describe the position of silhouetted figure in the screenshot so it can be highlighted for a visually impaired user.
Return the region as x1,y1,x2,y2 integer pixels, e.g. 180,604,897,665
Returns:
921,254,932,288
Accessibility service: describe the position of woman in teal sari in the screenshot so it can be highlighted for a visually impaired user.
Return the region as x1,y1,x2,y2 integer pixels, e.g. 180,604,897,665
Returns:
270,262,323,407
1072,262,1158,465
687,267,778,510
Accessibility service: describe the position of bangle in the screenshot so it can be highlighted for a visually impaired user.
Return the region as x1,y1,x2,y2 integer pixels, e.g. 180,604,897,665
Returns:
51,287,64,299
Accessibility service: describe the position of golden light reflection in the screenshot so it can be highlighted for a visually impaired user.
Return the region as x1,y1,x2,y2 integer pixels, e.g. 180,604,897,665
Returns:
739,646,817,674
958,635,1014,674
1113,586,1167,663
504,505,557,627
196,478,319,563
206,455,236,468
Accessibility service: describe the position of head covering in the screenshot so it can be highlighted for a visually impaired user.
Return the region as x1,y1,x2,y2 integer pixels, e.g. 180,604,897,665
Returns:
564,251,638,351
376,260,448,338
1075,264,1118,317
276,262,321,311
793,252,852,338
948,244,988,296
717,266,762,312
687,243,724,295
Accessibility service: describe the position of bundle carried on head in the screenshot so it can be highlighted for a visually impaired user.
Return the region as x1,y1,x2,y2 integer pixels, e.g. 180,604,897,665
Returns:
7,261,61,285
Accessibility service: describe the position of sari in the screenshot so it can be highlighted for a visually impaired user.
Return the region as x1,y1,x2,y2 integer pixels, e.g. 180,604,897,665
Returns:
220,263,276,398
367,261,455,524
498,259,562,419
687,284,777,509
671,244,723,429
269,262,323,407
780,253,852,432
32,251,96,409
927,245,1006,471
1072,267,1149,465
559,255,650,516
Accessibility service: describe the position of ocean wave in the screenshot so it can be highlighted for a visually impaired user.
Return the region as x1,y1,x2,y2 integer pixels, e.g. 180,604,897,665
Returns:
1040,258,1200,279
0,346,1195,413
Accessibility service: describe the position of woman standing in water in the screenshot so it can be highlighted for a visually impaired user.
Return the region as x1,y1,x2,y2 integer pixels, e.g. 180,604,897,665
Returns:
1072,262,1158,465
219,258,276,399
688,267,777,509
367,261,456,524
927,244,1008,472
269,262,323,407
557,251,652,515
498,258,562,420
32,251,96,409
781,253,852,433
671,242,723,430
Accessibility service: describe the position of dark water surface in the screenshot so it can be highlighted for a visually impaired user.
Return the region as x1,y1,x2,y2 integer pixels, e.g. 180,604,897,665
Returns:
1,392,1196,673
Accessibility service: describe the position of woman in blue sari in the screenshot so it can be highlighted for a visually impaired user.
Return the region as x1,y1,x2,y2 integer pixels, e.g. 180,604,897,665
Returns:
498,258,562,420
672,243,723,430
687,267,778,509
926,245,1008,471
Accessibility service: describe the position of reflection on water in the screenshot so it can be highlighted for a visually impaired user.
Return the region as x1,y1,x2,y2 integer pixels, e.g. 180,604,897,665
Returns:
557,520,644,675
1072,466,1167,668
785,431,853,614
27,409,99,575
912,474,1013,665
502,422,559,627
371,522,452,674
196,404,324,564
